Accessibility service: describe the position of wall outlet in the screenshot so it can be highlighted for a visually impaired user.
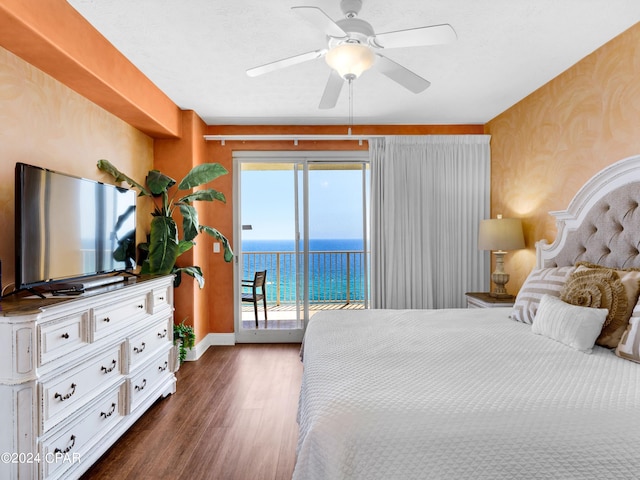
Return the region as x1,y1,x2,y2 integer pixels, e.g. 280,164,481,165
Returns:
213,243,220,253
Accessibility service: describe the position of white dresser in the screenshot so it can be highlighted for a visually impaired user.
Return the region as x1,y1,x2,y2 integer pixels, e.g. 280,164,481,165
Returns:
0,275,177,480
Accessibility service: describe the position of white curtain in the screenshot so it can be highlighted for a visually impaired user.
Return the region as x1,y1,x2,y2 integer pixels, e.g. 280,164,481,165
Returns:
370,135,491,309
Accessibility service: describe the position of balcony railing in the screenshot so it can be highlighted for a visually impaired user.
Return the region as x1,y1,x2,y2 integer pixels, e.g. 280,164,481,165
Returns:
242,250,368,306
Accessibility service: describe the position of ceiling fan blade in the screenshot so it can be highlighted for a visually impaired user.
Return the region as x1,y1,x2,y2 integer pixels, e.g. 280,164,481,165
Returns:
246,49,327,77
375,54,430,93
292,6,347,39
319,70,344,109
374,24,457,49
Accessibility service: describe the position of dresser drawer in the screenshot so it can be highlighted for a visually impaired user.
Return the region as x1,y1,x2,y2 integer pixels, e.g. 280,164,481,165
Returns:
41,345,124,432
40,382,125,479
128,317,172,370
128,348,172,413
152,285,172,314
39,311,89,366
91,294,149,341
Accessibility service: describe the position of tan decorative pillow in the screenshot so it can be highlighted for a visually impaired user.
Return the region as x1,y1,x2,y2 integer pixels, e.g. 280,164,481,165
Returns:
574,262,640,348
575,263,640,316
560,266,638,348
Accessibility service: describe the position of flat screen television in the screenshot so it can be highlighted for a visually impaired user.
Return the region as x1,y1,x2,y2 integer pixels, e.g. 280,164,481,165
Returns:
15,162,137,291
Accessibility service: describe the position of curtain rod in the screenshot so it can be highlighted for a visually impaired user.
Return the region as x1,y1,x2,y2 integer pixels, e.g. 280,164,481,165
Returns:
203,133,382,146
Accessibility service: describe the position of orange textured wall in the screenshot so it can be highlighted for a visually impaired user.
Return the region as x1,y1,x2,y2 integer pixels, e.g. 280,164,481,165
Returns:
0,46,153,293
0,0,181,137
154,111,200,337
485,23,640,295
155,111,235,341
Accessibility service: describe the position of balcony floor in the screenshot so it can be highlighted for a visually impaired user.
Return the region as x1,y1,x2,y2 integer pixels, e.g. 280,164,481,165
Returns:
241,303,365,330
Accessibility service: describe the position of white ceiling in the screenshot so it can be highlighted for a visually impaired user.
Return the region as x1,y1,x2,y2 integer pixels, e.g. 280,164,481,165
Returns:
67,0,640,126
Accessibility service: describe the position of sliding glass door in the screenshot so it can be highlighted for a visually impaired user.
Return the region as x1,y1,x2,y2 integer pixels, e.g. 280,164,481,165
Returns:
234,151,369,343
307,162,370,311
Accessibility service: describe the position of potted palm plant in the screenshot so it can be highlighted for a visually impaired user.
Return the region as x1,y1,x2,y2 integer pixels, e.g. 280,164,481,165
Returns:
97,159,233,287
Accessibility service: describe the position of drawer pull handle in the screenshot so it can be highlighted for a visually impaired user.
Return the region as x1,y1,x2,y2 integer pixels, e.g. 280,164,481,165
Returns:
100,403,117,419
157,329,167,339
134,342,146,354
103,317,111,323
134,379,147,392
137,304,144,309
159,296,165,301
61,332,70,339
101,359,117,374
158,361,168,372
54,435,76,455
54,383,77,402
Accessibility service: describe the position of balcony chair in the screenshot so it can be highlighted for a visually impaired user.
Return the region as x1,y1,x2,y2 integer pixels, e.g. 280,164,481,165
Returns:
242,270,268,327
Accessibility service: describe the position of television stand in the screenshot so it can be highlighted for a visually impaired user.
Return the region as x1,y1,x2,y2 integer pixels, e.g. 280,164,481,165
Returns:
0,275,176,480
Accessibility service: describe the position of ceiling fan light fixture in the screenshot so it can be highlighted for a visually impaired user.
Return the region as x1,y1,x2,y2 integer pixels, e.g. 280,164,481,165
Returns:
325,43,375,79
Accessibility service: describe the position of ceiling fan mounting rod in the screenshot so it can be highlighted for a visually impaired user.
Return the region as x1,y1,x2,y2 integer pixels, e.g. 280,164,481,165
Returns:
331,17,374,48
341,0,363,18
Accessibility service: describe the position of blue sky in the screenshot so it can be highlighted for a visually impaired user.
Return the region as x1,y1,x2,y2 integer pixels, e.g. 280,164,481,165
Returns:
241,166,368,241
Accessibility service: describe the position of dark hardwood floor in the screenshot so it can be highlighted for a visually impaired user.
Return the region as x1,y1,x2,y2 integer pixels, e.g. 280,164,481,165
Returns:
81,343,303,480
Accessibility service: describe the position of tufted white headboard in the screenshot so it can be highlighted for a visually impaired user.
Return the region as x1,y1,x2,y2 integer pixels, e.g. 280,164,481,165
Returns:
537,154,640,270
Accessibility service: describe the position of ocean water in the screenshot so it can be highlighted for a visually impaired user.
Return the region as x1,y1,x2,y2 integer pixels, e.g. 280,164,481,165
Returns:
242,238,364,252
242,239,367,303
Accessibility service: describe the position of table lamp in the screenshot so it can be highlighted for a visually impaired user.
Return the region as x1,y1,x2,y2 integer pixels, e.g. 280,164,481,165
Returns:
478,214,525,298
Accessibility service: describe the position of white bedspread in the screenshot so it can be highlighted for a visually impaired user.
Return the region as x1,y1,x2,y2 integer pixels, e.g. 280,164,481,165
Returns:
294,308,640,480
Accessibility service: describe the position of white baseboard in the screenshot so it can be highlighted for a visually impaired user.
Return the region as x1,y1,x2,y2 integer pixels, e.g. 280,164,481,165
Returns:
184,333,236,361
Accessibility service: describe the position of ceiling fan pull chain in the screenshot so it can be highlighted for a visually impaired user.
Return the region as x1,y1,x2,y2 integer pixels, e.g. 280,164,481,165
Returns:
348,77,354,129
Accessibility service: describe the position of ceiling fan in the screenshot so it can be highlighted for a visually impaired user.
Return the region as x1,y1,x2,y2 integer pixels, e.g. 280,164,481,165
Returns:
246,0,457,109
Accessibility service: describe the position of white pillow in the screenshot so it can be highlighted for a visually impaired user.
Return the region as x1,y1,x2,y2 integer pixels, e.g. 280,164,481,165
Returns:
532,294,608,353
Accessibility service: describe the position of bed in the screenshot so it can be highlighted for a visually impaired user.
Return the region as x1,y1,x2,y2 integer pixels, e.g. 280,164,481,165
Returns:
294,154,640,480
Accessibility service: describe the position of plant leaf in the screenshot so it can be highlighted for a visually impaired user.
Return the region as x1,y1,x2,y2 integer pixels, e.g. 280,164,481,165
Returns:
179,204,199,241
179,189,226,204
178,163,228,190
173,269,182,288
163,190,172,216
140,258,151,274
176,266,205,289
113,231,135,264
174,321,196,349
199,225,234,262
148,216,179,274
177,240,194,255
147,170,176,196
114,205,136,231
97,159,150,196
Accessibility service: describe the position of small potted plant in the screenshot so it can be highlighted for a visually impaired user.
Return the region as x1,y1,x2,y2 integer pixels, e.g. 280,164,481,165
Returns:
173,320,196,369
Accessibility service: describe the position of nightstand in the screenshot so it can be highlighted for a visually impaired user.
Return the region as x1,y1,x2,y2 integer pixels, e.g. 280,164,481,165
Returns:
465,292,515,308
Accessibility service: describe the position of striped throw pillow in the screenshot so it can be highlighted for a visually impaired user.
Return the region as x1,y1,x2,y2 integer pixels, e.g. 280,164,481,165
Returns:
616,302,640,363
510,266,576,324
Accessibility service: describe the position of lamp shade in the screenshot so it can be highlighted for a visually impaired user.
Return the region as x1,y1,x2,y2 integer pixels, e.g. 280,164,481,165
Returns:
325,43,375,78
478,216,525,251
